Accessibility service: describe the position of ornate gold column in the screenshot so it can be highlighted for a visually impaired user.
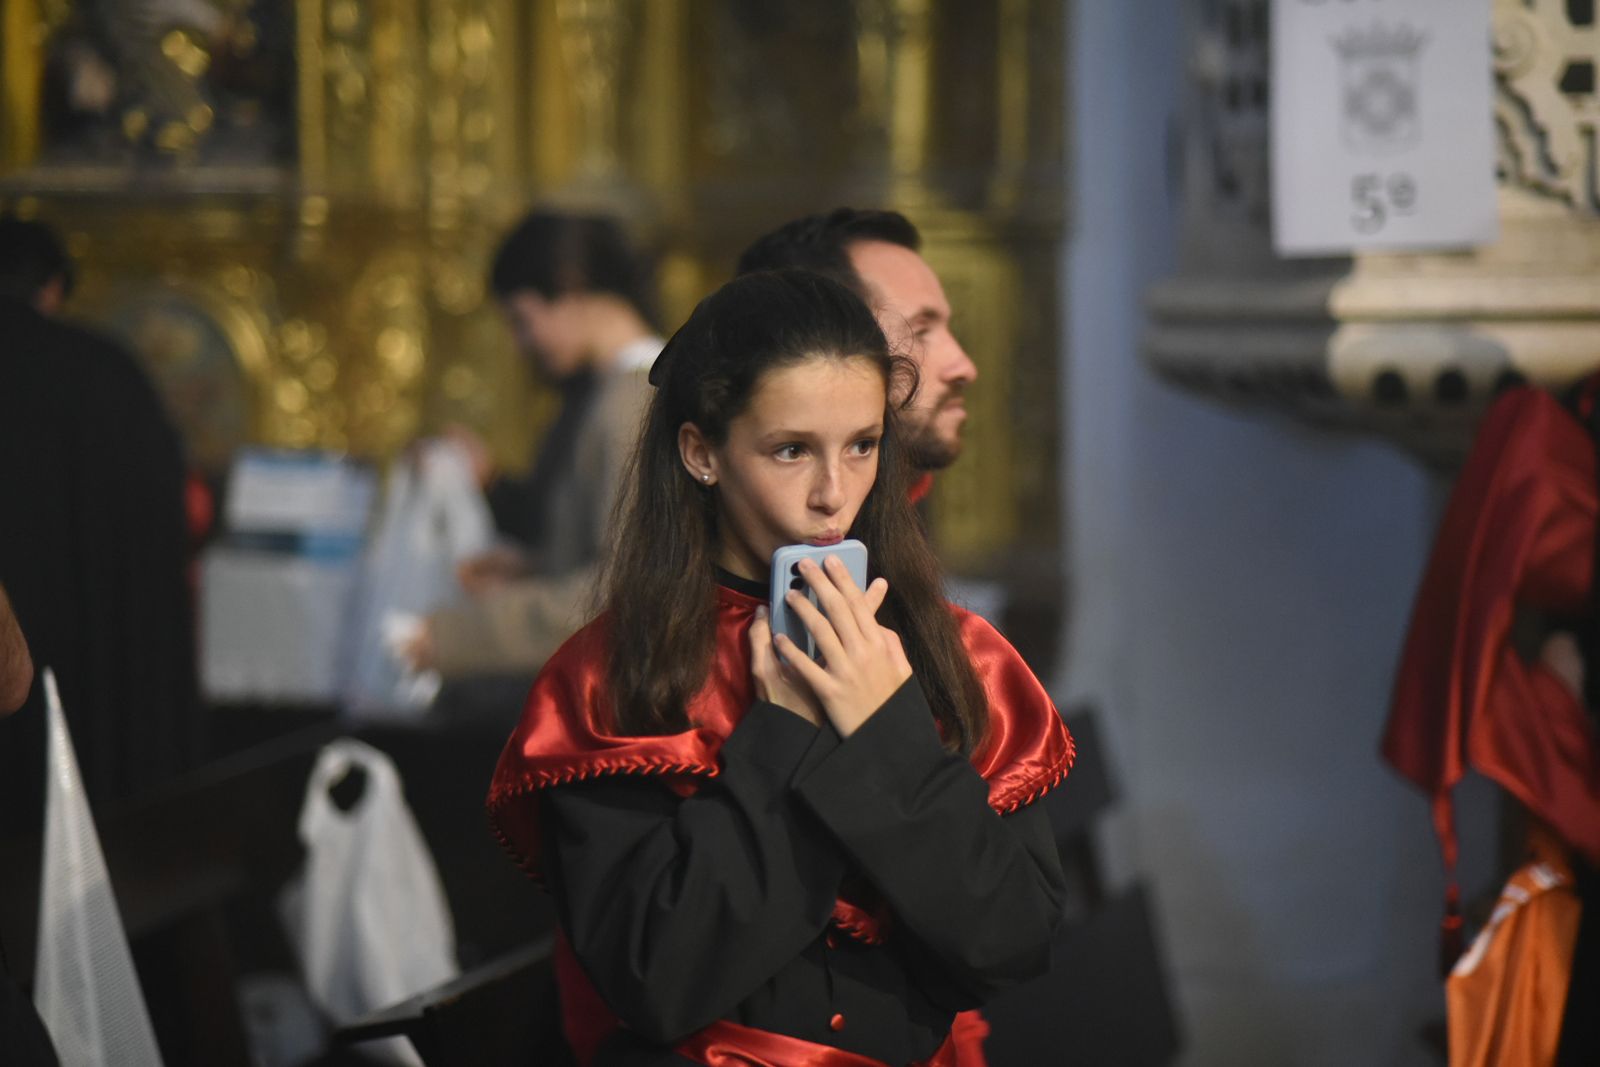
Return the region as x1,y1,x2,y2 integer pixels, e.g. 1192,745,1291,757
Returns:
1,0,44,168
553,0,630,186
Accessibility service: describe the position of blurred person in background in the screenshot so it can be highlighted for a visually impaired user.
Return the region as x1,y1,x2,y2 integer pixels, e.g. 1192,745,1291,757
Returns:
407,211,662,678
737,208,978,503
0,217,199,839
0,584,57,1067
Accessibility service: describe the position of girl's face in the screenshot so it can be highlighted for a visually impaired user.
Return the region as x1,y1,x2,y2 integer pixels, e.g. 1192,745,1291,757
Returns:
682,356,886,582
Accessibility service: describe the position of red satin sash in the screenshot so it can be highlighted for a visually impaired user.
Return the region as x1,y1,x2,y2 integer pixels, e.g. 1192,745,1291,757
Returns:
674,1011,989,1066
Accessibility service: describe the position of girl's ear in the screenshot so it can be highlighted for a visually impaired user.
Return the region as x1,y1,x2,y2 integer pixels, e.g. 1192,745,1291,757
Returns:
677,422,719,486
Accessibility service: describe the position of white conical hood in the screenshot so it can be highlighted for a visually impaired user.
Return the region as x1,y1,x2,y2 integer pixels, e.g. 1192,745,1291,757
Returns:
34,668,165,1067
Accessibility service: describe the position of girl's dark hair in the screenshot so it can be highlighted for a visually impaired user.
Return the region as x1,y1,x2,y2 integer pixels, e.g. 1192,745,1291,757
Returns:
601,268,988,753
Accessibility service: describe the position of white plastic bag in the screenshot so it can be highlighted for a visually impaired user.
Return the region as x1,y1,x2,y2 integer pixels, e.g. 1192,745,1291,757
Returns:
279,740,459,1067
34,668,165,1067
343,440,493,714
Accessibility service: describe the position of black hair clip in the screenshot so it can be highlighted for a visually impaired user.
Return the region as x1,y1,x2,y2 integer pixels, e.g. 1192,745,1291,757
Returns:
647,333,680,387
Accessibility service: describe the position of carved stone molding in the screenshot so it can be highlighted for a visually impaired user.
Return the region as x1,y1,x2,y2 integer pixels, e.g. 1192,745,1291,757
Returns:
1148,0,1600,466
1496,0,1600,212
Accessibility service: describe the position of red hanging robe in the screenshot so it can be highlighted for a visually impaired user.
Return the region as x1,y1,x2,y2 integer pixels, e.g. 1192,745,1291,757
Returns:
1384,381,1600,958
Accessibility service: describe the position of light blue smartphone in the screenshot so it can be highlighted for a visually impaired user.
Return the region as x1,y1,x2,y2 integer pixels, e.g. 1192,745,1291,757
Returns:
768,539,870,661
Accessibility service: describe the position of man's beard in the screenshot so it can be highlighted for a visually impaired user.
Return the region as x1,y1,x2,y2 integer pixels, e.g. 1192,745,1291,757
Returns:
902,409,962,471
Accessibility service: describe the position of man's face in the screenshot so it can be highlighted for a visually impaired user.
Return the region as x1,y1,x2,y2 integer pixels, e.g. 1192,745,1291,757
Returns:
499,290,585,384
846,240,977,470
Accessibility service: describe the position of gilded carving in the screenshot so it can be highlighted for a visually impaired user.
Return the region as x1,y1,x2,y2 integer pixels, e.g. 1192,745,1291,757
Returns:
100,270,275,473
0,0,1068,588
13,1,294,173
692,2,850,169
554,0,633,182
923,235,1020,568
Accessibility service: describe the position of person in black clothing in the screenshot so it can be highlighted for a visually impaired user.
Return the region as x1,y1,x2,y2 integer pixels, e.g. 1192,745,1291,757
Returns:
487,269,1074,1066
0,216,199,835
0,583,61,1067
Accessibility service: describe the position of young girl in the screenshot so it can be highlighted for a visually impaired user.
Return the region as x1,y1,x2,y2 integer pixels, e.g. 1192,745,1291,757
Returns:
487,269,1074,1067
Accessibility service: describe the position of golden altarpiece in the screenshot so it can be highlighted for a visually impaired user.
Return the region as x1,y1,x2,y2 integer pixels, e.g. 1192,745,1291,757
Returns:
0,0,1067,651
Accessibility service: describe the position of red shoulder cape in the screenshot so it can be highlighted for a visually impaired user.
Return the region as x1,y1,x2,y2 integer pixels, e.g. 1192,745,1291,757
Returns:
486,583,1076,908
486,583,1072,1065
1384,382,1600,887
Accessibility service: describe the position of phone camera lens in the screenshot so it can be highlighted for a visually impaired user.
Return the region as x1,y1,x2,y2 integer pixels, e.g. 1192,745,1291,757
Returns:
789,577,805,591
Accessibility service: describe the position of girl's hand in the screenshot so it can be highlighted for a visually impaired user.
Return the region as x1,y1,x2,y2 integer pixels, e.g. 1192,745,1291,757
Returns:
773,556,910,738
749,606,824,727
1541,630,1585,698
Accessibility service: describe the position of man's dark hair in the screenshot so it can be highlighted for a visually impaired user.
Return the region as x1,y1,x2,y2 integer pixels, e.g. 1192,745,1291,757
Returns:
490,211,654,324
0,216,74,304
735,208,921,299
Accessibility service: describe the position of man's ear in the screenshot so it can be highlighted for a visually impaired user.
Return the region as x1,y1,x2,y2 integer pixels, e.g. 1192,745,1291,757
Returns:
677,423,719,486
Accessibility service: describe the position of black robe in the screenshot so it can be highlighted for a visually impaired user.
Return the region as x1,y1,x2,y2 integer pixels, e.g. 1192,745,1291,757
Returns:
544,688,1065,1066
0,297,199,843
485,369,599,556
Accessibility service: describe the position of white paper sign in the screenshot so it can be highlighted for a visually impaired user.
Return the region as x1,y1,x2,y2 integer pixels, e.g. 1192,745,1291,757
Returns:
1271,0,1497,256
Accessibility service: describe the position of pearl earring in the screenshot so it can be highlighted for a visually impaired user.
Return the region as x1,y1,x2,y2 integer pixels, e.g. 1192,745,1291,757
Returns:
701,473,711,483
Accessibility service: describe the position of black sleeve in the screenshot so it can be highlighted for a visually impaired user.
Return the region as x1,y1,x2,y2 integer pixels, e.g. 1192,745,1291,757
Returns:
79,343,201,796
485,474,540,547
794,681,1066,1005
541,702,848,1043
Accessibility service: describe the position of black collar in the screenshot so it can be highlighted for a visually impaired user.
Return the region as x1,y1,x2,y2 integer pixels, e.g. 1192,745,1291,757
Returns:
714,566,769,601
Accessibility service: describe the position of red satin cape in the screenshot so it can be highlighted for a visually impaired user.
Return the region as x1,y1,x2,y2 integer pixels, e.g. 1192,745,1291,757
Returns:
486,584,1077,897
1384,382,1600,959
486,582,1074,1065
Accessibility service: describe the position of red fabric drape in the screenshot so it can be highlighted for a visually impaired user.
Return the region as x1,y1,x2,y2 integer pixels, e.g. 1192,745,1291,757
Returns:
1385,384,1600,927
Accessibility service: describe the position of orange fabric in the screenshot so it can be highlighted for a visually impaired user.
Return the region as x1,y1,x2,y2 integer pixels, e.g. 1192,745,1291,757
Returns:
1447,825,1581,1067
1385,384,1600,881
